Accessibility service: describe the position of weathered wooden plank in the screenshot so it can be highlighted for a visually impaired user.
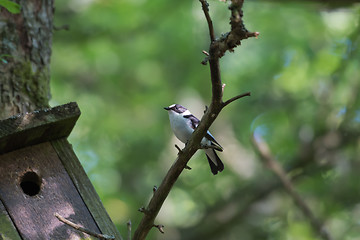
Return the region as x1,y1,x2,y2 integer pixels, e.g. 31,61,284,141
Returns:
0,102,80,154
0,198,22,240
0,142,100,240
51,138,123,240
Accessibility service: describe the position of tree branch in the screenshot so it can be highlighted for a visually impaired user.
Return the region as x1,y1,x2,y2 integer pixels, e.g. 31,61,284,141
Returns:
199,0,215,42
132,1,256,239
209,0,259,60
222,91,251,108
54,213,115,240
132,145,199,240
252,137,333,240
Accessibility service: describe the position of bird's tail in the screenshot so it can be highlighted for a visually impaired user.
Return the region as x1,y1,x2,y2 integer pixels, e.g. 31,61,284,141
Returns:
205,149,224,175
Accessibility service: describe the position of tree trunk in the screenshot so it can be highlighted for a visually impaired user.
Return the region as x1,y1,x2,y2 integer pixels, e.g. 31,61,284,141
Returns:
0,0,53,120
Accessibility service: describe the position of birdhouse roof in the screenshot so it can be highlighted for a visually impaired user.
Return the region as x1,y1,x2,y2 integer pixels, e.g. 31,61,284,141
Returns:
0,102,80,154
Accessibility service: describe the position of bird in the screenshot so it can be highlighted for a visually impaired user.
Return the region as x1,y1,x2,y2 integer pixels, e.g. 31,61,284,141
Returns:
164,104,224,175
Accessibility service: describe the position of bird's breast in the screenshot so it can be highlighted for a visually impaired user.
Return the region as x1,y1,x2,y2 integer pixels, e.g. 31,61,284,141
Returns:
168,114,193,143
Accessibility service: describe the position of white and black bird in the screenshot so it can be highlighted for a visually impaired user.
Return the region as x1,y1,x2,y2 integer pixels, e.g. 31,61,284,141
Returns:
164,104,224,175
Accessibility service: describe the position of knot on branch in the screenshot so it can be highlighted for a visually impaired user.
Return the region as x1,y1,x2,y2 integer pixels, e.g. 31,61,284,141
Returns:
200,0,259,61
138,206,148,214
210,27,258,60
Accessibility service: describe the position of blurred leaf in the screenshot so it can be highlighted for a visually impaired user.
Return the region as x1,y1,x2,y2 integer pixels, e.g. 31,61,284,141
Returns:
0,0,20,14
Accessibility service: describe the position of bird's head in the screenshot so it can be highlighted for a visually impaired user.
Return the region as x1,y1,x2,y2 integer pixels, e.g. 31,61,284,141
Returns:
164,104,188,114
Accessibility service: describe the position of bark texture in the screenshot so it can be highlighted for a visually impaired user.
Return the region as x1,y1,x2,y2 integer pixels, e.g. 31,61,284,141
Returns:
0,0,54,120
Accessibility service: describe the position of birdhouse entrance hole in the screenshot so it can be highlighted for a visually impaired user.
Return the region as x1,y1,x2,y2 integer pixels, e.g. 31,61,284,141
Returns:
19,171,41,196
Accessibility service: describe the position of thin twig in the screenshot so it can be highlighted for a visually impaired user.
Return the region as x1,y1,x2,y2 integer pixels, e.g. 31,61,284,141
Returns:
54,213,115,240
252,137,333,240
127,220,132,240
222,92,251,108
202,50,210,56
199,0,215,42
222,84,226,95
138,207,146,213
174,145,193,169
174,144,182,154
175,145,192,169
153,224,165,234
201,57,209,65
204,105,208,114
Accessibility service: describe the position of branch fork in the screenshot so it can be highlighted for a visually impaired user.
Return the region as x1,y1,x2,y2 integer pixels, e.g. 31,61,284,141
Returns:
201,0,259,62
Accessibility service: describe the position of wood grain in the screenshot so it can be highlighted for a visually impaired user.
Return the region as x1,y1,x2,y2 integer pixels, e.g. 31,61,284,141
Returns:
51,138,123,240
0,142,100,239
0,198,22,240
0,102,80,154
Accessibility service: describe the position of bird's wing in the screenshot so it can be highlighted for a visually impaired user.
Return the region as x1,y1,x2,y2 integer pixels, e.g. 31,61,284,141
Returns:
206,131,223,151
183,114,200,130
184,114,223,151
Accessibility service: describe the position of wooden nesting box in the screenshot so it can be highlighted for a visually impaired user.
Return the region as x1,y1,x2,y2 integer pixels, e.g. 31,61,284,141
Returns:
0,103,122,240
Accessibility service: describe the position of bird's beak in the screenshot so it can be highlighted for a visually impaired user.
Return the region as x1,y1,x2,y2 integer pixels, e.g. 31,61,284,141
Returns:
164,107,170,110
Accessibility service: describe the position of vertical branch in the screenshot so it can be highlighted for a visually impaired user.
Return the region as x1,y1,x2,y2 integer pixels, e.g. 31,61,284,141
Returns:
199,0,223,105
200,0,258,108
133,1,256,239
208,55,223,106
199,0,215,42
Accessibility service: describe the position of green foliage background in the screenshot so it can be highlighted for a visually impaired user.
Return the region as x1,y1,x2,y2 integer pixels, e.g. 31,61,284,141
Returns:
51,0,360,239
